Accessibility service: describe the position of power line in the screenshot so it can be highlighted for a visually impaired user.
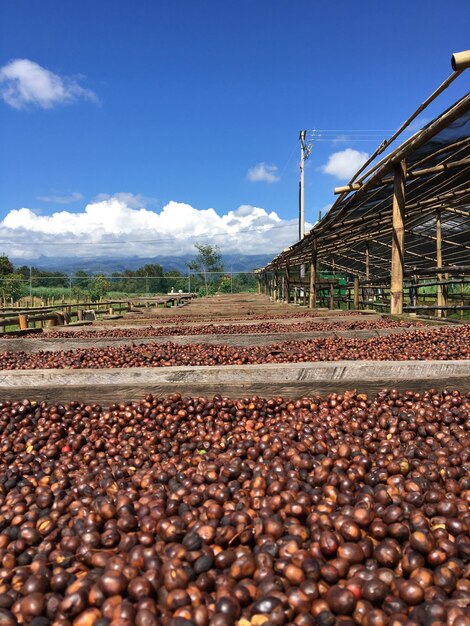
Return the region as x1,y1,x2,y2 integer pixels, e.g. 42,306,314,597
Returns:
306,129,417,133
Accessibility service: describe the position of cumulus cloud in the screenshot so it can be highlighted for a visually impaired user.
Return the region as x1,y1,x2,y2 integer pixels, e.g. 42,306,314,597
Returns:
0,59,98,109
37,192,83,205
0,195,309,259
247,162,280,183
320,148,369,180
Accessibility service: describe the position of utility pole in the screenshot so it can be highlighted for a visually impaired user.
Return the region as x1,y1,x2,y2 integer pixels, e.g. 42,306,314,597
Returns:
299,130,312,280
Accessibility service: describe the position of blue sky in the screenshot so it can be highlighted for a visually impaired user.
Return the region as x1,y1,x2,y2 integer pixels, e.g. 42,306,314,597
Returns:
0,0,468,259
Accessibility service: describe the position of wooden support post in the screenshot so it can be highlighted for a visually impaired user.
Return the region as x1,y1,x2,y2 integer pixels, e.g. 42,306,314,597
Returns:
257,274,261,295
285,265,291,304
353,276,360,309
436,211,445,318
329,283,334,310
390,161,406,315
294,287,297,305
309,245,317,309
263,274,267,295
461,281,465,320
18,314,28,330
274,271,279,302
363,244,370,306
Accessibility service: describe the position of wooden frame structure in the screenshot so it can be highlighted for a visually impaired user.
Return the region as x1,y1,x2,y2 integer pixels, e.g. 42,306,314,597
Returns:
259,65,470,316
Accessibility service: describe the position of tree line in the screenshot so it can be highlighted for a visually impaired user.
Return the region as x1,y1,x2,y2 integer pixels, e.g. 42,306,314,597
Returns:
0,245,257,302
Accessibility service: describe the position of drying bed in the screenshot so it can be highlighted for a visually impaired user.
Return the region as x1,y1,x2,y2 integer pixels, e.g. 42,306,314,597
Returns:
0,389,468,625
0,326,468,371
14,319,423,341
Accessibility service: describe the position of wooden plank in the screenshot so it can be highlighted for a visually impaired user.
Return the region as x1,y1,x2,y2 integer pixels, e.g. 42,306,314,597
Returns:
0,360,468,403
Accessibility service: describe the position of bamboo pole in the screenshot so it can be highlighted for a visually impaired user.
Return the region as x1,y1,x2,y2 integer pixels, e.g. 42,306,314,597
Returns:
285,264,291,304
390,161,406,314
364,244,370,306
309,245,317,309
334,156,470,194
436,211,445,317
461,281,465,320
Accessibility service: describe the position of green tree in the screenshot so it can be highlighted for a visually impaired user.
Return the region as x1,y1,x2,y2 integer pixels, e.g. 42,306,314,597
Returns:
16,265,69,288
164,269,185,293
187,244,224,296
0,274,26,303
88,274,110,302
0,255,14,277
135,263,164,293
71,286,85,302
74,271,90,289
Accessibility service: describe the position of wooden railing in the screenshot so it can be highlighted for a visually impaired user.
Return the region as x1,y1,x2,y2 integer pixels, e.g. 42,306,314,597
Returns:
0,294,197,334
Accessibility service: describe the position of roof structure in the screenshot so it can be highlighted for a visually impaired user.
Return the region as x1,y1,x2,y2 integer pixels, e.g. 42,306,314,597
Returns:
262,79,470,282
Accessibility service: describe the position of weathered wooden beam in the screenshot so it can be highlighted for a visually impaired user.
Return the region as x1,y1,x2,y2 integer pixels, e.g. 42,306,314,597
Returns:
353,276,360,309
391,161,406,314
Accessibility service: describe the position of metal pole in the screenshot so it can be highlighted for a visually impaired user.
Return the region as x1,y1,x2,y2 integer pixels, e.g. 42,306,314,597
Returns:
299,131,308,281
299,131,306,243
309,243,317,309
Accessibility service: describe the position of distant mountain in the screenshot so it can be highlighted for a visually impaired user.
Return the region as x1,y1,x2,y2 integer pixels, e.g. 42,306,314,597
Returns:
11,254,272,274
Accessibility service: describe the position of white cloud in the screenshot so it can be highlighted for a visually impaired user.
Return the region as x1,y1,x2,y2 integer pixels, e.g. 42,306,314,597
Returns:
247,162,280,183
37,192,83,205
0,195,309,259
320,148,369,180
407,116,432,132
0,59,98,109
